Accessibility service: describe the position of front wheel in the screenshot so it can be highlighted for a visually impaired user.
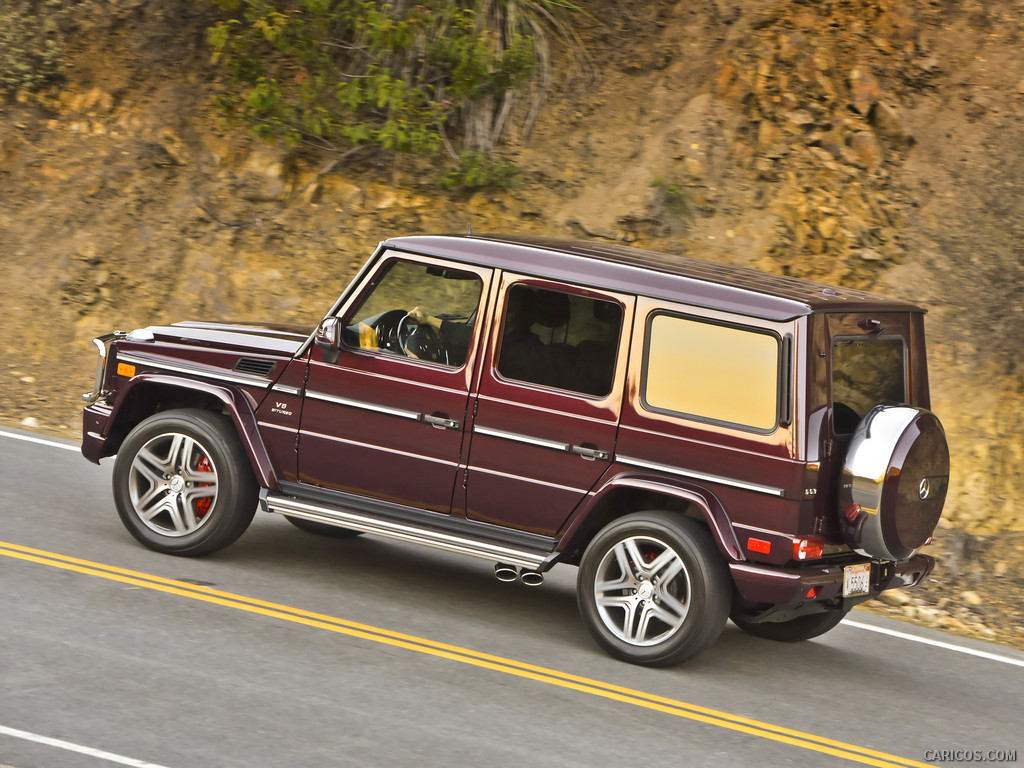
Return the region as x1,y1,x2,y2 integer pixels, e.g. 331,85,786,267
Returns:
112,409,258,556
577,512,732,666
731,608,850,642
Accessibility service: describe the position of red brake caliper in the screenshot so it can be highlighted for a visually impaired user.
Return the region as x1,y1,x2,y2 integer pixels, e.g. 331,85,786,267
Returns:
195,455,213,517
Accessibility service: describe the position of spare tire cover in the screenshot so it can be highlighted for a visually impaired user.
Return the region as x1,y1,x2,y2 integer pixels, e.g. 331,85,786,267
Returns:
838,405,949,561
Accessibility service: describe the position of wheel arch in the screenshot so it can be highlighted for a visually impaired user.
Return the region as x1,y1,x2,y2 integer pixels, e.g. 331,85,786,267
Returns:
102,374,278,489
558,473,745,565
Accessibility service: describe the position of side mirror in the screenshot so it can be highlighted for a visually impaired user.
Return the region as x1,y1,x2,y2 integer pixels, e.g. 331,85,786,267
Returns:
314,317,342,364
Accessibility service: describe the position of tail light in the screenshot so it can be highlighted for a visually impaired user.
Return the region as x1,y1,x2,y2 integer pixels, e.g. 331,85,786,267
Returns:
792,535,825,561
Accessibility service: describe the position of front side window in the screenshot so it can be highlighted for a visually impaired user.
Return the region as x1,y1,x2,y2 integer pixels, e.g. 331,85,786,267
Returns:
341,259,482,367
642,314,781,431
832,336,906,432
495,284,622,397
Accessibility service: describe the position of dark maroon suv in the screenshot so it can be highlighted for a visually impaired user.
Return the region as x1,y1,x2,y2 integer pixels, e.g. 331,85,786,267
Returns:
82,235,949,666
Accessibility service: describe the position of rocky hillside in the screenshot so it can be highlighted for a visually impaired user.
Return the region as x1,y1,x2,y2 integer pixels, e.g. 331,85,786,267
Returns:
2,0,1022,643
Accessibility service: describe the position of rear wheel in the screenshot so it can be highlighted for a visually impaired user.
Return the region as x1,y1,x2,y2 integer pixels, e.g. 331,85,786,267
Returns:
577,512,731,666
112,409,257,556
283,515,362,539
730,609,849,642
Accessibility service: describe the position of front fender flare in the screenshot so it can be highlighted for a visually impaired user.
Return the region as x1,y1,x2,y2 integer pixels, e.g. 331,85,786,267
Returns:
108,373,278,489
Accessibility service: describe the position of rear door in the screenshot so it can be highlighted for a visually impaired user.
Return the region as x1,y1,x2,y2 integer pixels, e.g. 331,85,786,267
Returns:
461,275,634,536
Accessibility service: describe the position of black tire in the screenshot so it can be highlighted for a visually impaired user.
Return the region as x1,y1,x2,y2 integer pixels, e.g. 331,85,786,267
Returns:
577,512,732,667
112,409,258,556
730,608,849,642
283,515,362,539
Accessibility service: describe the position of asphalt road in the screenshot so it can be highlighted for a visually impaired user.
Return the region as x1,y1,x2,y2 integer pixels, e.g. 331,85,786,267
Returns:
2,428,1022,768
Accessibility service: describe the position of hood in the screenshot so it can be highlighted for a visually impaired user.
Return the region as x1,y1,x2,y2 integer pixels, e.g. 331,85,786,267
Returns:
139,320,315,356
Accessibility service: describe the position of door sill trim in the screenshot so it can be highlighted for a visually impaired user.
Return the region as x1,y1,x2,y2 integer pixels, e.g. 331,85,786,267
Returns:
263,490,554,570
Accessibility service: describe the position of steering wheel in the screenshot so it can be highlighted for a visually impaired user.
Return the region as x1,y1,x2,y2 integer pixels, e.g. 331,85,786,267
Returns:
397,313,448,364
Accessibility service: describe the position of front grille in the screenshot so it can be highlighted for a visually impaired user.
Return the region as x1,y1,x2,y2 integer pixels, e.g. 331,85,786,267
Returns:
233,357,277,377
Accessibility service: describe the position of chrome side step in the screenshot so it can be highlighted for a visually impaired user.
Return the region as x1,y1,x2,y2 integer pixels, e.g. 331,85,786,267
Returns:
264,492,550,570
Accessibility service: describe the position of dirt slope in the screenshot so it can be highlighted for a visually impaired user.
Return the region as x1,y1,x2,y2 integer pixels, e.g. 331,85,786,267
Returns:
1,0,1022,647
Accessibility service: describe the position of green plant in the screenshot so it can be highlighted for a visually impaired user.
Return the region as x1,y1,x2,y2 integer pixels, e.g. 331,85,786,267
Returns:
436,150,519,189
207,0,580,173
651,176,692,217
0,0,70,93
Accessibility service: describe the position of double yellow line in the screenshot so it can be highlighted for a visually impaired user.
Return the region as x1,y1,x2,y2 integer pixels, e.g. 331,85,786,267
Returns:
1,540,929,768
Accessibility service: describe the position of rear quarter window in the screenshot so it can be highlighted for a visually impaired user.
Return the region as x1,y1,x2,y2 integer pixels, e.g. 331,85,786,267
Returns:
642,313,781,432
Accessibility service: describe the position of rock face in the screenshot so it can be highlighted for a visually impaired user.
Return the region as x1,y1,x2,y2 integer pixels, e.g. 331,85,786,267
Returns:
2,0,1024,546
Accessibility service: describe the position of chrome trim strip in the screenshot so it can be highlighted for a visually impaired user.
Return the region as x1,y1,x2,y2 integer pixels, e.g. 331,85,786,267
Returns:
265,494,547,569
474,425,570,453
616,455,785,497
117,353,272,389
272,384,302,396
257,422,297,433
468,465,590,496
305,390,421,422
301,429,460,468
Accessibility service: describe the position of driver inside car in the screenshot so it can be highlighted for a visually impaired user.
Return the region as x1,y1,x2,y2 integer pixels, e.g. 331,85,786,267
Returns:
341,261,481,367
405,305,474,366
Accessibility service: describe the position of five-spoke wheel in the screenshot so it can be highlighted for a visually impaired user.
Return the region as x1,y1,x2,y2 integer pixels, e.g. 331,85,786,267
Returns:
592,534,692,647
578,512,731,666
126,432,219,537
113,409,257,556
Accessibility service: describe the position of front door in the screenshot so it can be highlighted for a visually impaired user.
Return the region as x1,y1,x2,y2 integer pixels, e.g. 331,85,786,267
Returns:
462,276,634,536
298,254,492,514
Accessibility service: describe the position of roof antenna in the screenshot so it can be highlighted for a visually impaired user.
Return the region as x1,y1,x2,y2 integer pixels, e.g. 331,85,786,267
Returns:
467,222,473,235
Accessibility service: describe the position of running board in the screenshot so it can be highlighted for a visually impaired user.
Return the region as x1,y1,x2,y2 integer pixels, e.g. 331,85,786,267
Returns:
263,491,552,570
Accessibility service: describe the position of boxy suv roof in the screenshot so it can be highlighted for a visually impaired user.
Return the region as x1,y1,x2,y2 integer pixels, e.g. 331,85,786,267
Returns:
82,234,948,666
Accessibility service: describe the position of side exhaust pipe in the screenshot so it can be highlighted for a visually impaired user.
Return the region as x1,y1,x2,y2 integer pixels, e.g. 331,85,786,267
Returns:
494,563,519,582
518,568,544,587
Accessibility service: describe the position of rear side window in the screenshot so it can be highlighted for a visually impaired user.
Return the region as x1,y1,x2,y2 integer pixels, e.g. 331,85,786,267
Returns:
642,314,781,431
495,284,622,397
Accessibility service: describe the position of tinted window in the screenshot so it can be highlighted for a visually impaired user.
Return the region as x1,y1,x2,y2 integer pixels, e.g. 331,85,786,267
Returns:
643,314,780,431
496,284,622,397
832,336,906,432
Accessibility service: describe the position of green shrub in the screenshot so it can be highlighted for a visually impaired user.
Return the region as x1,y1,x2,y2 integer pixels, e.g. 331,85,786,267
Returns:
436,150,519,189
0,0,70,93
651,176,692,217
207,0,579,185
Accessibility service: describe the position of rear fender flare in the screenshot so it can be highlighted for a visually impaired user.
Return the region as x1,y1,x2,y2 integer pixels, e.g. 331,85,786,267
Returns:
562,472,744,562
109,373,278,489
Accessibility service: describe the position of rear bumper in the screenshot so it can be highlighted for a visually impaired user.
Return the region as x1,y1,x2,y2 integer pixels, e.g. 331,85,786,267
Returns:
729,553,934,608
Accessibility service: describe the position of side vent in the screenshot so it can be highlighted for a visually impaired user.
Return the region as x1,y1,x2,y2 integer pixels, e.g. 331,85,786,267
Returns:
233,358,277,377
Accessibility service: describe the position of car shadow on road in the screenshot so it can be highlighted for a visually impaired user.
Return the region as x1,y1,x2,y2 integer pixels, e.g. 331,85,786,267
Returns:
203,514,894,678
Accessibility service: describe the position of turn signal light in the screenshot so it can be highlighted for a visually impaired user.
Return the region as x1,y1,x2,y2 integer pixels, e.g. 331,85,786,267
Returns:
793,536,825,561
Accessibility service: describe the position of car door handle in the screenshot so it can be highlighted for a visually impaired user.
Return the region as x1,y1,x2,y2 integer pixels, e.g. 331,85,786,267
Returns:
421,413,461,430
570,444,610,461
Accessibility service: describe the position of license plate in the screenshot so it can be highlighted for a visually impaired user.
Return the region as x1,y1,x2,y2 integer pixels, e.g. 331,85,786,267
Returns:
843,563,871,597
